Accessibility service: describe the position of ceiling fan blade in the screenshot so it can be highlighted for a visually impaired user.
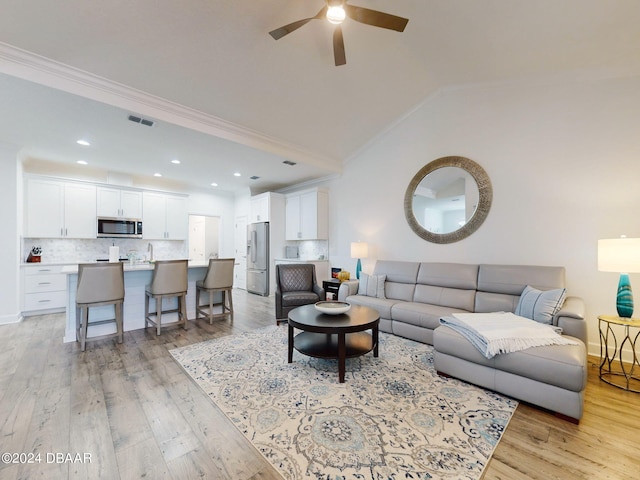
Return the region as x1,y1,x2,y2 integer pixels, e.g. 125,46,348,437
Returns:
344,4,409,32
269,6,328,40
333,26,346,66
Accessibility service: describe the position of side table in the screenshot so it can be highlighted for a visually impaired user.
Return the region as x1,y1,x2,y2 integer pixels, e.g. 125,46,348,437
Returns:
598,315,640,393
322,280,341,300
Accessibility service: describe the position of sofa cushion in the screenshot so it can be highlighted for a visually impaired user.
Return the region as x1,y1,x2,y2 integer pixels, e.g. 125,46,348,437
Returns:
373,260,420,284
281,291,321,307
392,302,471,330
474,291,520,313
346,294,400,320
384,282,416,302
413,284,476,311
417,262,478,290
373,261,419,301
433,325,586,392
358,273,387,298
515,285,567,324
477,264,565,295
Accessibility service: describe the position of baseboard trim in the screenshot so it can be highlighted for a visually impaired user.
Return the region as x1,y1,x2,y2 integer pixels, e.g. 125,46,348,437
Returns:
0,313,22,325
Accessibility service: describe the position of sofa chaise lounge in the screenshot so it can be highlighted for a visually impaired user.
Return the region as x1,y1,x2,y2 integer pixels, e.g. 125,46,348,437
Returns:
338,260,587,422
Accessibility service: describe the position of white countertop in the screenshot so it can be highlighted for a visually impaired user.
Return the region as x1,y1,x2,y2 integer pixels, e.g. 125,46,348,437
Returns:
274,258,329,262
22,262,75,267
61,260,209,274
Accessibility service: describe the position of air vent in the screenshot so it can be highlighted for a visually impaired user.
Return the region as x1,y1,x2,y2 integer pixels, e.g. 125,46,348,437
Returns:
250,176,260,180
128,114,155,127
283,160,297,166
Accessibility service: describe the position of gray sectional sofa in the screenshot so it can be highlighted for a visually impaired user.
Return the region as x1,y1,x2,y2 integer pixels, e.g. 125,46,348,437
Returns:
338,260,587,421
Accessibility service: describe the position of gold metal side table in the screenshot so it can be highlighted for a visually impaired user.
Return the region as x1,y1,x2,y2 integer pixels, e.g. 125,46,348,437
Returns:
598,315,640,392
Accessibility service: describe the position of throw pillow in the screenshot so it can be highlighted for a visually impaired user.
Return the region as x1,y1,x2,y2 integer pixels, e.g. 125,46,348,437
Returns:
358,273,387,298
515,285,566,324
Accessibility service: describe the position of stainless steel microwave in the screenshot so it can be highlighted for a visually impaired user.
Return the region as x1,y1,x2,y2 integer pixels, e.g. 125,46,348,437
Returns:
97,217,143,238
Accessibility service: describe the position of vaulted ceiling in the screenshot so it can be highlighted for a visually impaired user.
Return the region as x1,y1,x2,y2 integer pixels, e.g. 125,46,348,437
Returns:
1,0,639,192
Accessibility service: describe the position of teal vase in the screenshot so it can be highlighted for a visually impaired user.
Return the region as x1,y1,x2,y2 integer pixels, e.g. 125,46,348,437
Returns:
356,258,362,280
616,273,634,318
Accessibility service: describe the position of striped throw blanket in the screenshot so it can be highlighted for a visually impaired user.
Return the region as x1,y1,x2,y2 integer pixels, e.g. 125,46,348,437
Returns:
439,312,579,359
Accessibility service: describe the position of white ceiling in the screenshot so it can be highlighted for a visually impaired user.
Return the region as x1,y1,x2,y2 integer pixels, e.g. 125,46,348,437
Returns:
1,0,639,193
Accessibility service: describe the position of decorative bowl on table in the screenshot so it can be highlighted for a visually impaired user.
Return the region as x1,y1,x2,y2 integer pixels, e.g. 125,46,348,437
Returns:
314,301,351,315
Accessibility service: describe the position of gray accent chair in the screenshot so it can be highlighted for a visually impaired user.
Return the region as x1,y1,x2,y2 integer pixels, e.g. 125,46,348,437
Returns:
75,262,125,351
195,258,235,324
275,263,325,322
145,259,188,335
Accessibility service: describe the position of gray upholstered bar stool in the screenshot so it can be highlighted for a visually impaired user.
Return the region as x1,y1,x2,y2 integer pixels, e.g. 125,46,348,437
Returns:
145,259,188,335
195,258,235,324
75,262,125,352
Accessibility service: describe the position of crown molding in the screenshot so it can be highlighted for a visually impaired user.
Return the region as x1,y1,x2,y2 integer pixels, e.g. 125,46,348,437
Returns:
0,42,342,172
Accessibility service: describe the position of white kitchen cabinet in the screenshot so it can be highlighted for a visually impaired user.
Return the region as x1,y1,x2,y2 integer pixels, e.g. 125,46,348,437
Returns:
97,187,142,218
250,192,275,223
285,188,329,240
22,264,67,314
143,191,188,240
25,178,96,238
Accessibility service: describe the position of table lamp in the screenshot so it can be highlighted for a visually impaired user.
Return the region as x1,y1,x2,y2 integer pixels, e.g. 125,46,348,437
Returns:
351,241,368,280
598,237,640,318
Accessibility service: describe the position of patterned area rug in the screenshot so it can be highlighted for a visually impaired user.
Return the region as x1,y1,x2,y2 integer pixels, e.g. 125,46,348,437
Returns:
170,326,517,479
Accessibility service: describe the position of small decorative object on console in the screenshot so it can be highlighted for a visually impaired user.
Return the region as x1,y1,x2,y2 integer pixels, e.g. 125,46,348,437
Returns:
26,246,42,263
314,301,351,315
337,270,351,281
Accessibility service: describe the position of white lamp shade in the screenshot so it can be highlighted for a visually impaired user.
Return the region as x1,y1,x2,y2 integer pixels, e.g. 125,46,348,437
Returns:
351,242,369,259
598,238,640,273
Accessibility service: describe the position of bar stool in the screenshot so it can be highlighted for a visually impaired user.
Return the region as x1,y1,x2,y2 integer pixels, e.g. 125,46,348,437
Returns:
145,259,188,335
195,258,235,324
75,262,125,352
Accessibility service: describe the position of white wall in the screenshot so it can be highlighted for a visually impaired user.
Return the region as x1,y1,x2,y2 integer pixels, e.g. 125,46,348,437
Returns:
0,143,21,324
323,74,640,356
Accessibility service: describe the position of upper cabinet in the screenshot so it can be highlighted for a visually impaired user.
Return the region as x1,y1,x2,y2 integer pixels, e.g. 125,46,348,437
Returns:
285,188,329,240
25,178,96,238
249,192,284,223
97,187,142,218
142,191,188,240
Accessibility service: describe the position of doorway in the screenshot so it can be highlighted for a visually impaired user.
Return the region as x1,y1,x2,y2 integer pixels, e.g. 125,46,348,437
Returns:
188,215,220,261
234,215,247,289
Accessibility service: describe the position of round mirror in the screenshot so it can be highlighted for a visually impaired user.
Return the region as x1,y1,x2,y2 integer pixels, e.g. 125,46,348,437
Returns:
404,156,492,244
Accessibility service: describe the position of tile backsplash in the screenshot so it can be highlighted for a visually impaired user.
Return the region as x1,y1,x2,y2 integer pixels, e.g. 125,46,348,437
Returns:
22,238,187,264
286,240,328,260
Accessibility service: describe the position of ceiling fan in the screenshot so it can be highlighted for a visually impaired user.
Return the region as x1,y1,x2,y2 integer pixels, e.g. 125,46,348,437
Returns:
269,0,409,66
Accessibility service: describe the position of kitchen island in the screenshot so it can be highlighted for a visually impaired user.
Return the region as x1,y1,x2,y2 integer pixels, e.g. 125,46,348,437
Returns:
62,261,209,343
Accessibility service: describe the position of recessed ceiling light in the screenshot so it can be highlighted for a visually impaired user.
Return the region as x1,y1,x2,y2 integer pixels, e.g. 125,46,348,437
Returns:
250,176,260,180
233,172,241,177
154,173,162,177
171,159,181,164
283,160,297,166
76,160,88,165
76,139,90,146
210,182,218,187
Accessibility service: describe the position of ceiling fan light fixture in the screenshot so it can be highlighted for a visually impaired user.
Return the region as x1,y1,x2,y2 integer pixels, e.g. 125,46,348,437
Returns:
327,5,346,24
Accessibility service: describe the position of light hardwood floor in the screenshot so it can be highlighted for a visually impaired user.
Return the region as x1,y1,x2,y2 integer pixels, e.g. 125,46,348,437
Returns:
0,289,638,479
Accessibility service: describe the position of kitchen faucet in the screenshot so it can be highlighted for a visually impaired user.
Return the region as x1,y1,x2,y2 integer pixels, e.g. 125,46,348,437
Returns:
147,242,154,261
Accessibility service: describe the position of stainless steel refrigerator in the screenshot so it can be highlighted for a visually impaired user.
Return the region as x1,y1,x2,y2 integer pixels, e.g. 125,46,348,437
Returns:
247,222,269,296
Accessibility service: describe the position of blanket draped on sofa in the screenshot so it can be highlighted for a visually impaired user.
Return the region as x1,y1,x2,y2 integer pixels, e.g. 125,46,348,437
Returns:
440,312,580,359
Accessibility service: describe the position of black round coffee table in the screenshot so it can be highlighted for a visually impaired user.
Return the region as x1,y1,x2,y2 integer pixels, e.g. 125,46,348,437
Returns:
287,304,380,383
